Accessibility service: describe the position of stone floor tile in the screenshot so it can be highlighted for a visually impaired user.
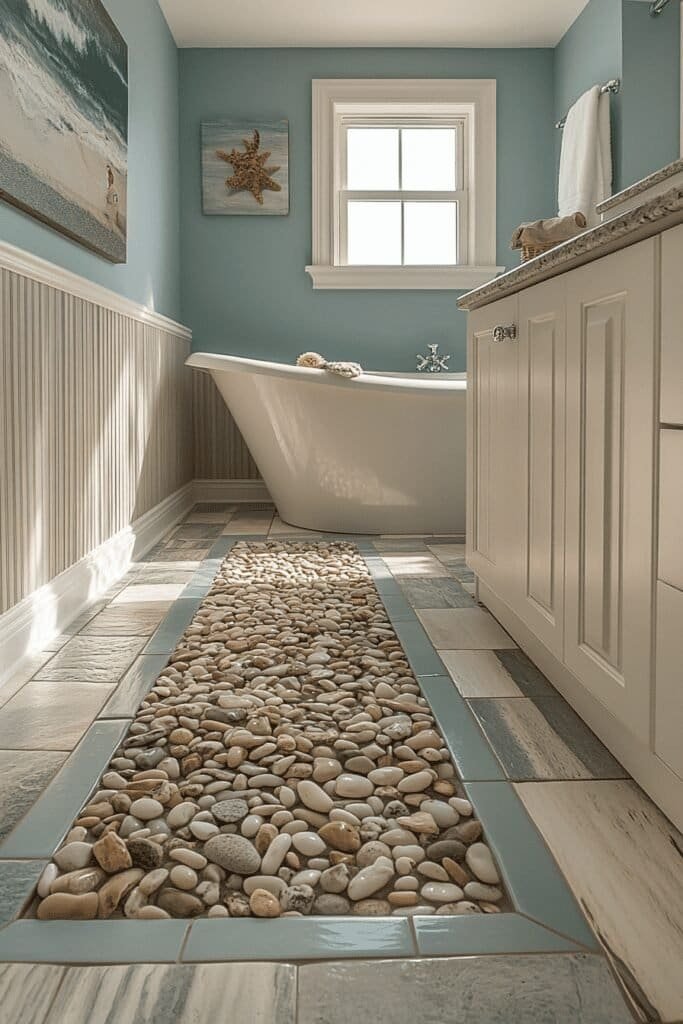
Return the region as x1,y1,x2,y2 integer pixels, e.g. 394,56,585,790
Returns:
516,779,683,1023
44,963,296,1024
0,861,46,927
399,576,475,609
418,608,517,650
297,954,633,1024
168,523,225,540
0,963,66,1024
0,720,129,859
0,682,114,750
441,649,558,699
469,697,628,781
79,602,171,636
34,637,144,684
100,655,169,718
0,750,67,843
0,652,54,710
112,583,187,604
381,552,451,577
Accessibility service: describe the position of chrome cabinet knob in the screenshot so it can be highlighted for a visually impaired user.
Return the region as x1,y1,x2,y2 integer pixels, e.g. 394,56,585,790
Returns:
493,324,518,343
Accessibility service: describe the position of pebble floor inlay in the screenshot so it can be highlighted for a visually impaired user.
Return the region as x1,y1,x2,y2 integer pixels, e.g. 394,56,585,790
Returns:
31,541,508,921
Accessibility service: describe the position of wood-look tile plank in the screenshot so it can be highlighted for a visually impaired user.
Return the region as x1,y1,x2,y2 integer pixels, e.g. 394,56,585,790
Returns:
45,963,296,1024
0,964,66,1024
418,608,517,650
469,698,628,780
516,779,683,1023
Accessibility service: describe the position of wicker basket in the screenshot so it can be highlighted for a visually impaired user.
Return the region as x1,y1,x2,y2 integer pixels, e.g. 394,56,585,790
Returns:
521,242,554,263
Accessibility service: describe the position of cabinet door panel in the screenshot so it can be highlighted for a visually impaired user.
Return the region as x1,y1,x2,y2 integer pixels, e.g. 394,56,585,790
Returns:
517,278,566,657
467,295,519,602
565,240,656,742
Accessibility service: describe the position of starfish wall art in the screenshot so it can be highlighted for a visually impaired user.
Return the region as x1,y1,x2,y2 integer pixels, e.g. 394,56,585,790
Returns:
201,119,289,215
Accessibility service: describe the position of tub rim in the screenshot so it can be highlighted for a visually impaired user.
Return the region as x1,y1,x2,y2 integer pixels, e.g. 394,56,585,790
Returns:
186,352,467,395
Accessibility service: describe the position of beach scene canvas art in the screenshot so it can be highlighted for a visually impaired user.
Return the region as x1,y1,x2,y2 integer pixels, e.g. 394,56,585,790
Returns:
0,0,128,262
202,120,289,215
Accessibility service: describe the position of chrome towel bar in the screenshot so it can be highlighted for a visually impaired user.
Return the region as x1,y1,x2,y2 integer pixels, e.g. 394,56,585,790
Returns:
555,79,621,130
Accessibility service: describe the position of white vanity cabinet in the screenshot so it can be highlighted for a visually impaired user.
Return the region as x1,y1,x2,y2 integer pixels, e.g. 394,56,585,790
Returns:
466,233,682,829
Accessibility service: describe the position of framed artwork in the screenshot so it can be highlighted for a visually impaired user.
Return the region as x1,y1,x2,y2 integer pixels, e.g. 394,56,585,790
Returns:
202,119,289,215
0,0,128,262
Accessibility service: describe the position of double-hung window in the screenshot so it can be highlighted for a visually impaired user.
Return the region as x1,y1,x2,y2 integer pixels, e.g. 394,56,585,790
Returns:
306,79,502,290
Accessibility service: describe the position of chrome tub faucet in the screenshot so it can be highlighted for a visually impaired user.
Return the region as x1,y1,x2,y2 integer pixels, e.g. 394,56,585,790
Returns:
417,343,451,373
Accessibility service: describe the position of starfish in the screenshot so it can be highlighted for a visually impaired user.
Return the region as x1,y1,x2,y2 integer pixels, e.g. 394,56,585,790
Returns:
216,129,282,205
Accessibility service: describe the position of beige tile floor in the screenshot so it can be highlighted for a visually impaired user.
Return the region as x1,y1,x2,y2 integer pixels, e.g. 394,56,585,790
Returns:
0,504,680,1023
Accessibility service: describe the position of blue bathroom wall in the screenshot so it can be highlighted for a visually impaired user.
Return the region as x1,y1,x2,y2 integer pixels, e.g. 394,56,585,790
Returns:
553,0,680,195
178,48,555,372
620,0,680,189
0,0,182,321
553,0,622,189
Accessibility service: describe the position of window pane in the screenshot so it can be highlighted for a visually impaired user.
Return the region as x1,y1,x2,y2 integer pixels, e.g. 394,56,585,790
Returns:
401,128,456,190
347,201,401,265
404,202,457,265
346,129,399,189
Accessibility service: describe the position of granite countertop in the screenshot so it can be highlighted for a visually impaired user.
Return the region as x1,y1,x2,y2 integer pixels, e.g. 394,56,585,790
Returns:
596,158,683,214
457,182,683,311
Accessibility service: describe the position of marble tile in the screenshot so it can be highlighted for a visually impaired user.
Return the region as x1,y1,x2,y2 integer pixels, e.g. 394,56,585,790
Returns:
0,652,54,709
469,698,628,781
0,964,66,1024
371,539,430,552
440,650,558,699
169,523,224,540
413,913,584,956
221,512,274,535
297,954,632,1024
0,921,188,964
418,607,517,650
0,682,114,750
0,719,129,858
381,552,450,577
0,750,67,844
183,917,415,962
417,676,505,781
62,602,109,635
145,548,209,561
79,602,171,636
126,567,196,585
399,576,475,609
516,780,683,1023
100,655,169,718
45,963,296,1024
427,542,466,559
0,861,45,926
185,512,235,523
112,583,186,604
34,637,144,684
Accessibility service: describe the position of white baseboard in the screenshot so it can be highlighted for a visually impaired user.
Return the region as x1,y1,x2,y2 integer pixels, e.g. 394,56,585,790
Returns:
0,482,194,690
193,478,272,503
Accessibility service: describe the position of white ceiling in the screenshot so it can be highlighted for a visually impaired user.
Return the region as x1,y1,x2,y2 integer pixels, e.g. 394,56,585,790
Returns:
159,0,592,49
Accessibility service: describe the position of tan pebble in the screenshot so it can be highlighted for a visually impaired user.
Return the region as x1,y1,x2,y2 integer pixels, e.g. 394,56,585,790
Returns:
255,824,278,855
98,869,144,918
37,893,98,920
397,771,434,794
351,899,391,916
137,905,171,919
249,888,281,918
169,865,198,890
50,867,106,895
388,891,418,907
92,831,132,874
397,812,439,835
319,821,361,853
443,858,470,887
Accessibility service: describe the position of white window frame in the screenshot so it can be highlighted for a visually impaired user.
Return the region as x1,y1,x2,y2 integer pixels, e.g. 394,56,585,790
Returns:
305,79,503,291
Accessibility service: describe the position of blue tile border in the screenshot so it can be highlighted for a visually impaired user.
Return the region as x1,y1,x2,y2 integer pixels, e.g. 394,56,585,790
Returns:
0,532,599,966
0,921,189,963
412,912,585,956
182,917,416,962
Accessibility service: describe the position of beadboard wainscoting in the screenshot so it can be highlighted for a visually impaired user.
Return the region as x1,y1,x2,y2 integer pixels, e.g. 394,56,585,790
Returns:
0,243,195,684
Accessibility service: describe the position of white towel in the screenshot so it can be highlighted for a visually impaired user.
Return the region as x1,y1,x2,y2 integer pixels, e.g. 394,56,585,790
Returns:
558,85,612,227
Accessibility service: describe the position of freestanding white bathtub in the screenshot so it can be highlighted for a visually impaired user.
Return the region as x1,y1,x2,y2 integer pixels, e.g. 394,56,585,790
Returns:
187,352,466,535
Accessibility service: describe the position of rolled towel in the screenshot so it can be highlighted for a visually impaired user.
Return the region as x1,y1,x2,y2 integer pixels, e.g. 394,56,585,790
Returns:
510,212,587,252
296,351,362,379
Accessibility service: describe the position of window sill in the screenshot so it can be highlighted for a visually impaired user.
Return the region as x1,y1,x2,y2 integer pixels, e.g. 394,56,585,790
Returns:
304,265,505,291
